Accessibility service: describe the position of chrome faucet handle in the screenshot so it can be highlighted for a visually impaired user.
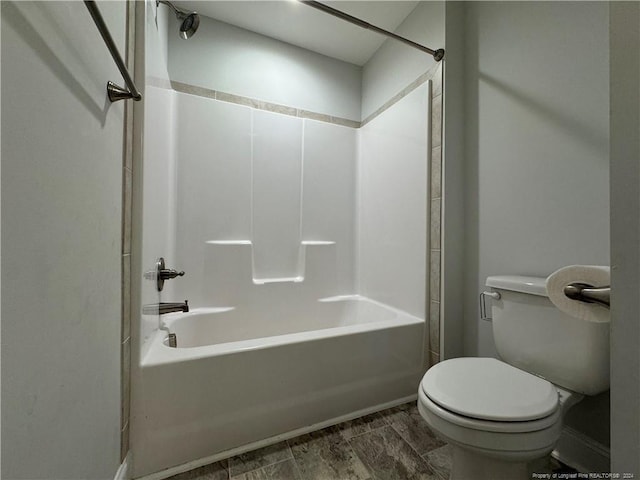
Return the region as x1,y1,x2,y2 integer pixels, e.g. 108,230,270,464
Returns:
145,257,186,292
159,269,185,280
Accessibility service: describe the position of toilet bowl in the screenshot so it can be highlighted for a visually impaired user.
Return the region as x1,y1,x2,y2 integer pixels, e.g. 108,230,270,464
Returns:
418,275,609,480
418,357,579,480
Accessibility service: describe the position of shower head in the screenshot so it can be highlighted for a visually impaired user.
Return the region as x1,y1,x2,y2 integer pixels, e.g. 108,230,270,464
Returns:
157,0,200,39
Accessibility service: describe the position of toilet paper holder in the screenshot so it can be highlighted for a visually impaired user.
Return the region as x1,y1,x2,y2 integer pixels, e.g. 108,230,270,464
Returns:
563,283,610,308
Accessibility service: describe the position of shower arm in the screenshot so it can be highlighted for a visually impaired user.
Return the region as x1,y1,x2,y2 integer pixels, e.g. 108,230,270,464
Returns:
299,0,445,62
157,0,188,21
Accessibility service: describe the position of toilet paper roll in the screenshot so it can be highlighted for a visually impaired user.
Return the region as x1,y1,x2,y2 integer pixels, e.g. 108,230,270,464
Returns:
546,265,610,323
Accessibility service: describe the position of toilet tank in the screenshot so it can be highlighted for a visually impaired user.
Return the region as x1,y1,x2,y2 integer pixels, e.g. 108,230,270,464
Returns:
486,275,609,396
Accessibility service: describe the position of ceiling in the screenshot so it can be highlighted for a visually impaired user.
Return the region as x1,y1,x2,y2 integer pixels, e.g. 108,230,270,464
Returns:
173,1,419,66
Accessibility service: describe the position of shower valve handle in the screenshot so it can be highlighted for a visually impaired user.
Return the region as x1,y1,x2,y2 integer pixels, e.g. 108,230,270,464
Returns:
145,257,185,292
159,269,185,280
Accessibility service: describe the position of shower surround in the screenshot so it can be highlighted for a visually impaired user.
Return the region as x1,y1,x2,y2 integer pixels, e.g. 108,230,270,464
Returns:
132,80,431,478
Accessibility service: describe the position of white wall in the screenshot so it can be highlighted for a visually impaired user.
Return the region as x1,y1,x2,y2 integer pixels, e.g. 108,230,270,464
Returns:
609,2,640,475
358,84,429,318
462,1,610,357
441,1,466,359
167,15,362,121
362,2,444,120
458,0,610,460
146,0,170,84
1,1,125,477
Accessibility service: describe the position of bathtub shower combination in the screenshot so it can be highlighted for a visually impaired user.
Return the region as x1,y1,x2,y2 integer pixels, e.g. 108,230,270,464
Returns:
133,5,432,476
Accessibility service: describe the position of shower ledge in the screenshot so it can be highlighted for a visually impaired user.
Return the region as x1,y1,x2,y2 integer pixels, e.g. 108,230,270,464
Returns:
205,239,336,284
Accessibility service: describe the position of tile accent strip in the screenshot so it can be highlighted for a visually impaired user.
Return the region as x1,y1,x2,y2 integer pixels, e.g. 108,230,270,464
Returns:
428,63,444,367
152,62,439,132
361,62,441,127
169,80,361,129
120,0,135,463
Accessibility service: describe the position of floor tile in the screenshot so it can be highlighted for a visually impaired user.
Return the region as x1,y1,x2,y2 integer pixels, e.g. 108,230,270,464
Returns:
230,459,302,480
166,460,229,480
228,442,292,477
423,445,452,479
348,425,440,480
336,412,388,440
289,426,372,480
386,403,446,456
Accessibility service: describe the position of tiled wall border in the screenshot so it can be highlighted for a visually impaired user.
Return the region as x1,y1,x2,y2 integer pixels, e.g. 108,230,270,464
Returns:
120,0,135,463
428,64,443,368
169,80,360,129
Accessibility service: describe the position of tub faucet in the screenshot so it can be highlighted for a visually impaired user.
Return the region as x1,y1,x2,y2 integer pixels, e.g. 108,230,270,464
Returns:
142,300,189,315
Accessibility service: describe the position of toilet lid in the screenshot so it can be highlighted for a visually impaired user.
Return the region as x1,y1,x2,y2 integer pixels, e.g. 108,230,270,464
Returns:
421,358,559,422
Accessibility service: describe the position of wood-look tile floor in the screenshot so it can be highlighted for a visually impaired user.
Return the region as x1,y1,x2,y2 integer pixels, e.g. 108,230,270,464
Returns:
165,402,574,480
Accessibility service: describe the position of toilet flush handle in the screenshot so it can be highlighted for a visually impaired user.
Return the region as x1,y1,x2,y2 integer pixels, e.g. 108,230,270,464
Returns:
479,291,501,321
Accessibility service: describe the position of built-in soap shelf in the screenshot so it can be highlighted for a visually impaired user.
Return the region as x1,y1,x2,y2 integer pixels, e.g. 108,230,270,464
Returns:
205,239,336,285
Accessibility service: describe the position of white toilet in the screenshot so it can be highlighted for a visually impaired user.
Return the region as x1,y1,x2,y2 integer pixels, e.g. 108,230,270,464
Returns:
418,275,610,480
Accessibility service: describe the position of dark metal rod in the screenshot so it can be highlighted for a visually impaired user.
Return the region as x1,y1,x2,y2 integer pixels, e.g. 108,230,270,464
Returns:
84,1,142,101
564,283,611,308
299,0,444,61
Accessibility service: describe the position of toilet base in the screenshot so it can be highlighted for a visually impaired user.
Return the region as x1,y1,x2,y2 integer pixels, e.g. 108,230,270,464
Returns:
450,445,530,480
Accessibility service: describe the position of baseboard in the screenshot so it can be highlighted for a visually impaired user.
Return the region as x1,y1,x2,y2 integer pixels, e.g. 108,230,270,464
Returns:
553,426,610,473
114,452,130,480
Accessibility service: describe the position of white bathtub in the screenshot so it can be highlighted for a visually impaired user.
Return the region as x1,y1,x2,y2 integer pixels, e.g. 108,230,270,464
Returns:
132,295,425,478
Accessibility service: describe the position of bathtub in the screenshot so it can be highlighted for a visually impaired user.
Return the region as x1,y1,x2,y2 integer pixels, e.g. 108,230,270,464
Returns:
133,295,425,478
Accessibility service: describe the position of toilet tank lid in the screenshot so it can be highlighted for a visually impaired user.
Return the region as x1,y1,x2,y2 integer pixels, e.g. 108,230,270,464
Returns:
486,275,548,297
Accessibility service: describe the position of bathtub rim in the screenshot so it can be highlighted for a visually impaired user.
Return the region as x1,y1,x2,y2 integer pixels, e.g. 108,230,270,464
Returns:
142,295,424,367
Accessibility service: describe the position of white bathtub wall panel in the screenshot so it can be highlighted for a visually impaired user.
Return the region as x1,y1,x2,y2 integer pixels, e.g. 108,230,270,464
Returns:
357,84,429,318
299,242,340,298
302,120,357,294
141,86,177,357
135,314,424,476
252,110,303,280
203,242,254,307
174,93,252,306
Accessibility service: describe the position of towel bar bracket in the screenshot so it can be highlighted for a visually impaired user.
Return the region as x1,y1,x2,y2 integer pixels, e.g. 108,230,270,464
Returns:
85,1,142,103
107,81,137,102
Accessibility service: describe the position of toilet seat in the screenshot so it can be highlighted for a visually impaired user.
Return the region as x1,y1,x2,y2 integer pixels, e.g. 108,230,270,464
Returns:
419,386,561,434
421,357,560,423
418,359,565,459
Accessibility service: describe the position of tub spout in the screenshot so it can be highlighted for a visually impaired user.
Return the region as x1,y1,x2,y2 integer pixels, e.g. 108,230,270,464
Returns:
142,300,189,315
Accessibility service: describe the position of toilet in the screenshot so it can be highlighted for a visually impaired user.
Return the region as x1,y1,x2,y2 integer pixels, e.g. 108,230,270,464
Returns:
418,275,610,480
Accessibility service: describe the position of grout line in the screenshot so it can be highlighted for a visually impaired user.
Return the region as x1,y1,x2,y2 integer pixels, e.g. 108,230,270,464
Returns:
344,437,376,479
229,457,292,480
386,420,437,468
228,443,294,479
342,421,391,441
